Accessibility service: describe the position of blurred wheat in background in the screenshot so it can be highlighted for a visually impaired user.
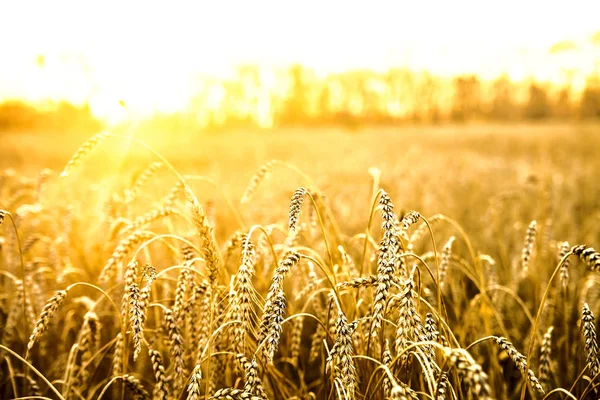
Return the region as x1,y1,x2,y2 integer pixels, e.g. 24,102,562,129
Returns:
1,1,600,399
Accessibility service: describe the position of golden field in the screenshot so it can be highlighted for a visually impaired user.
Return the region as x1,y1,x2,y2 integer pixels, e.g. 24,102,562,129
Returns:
1,122,600,399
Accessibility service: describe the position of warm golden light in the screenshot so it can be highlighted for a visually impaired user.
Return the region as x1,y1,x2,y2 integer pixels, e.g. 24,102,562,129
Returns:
0,0,599,126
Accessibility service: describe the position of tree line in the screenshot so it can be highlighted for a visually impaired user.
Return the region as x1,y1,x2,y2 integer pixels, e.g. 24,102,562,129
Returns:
2,65,600,132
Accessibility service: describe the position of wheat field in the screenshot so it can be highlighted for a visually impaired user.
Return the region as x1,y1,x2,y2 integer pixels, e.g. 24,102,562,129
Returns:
1,124,600,399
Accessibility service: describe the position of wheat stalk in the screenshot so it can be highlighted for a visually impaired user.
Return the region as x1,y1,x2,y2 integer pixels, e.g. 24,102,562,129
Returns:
395,266,424,362
99,231,154,282
27,289,67,350
435,373,449,400
128,283,144,361
236,354,267,399
259,290,287,364
1,280,25,345
174,268,190,325
186,188,221,283
572,245,600,271
257,251,301,354
112,332,124,375
539,326,553,390
400,210,421,231
289,316,304,366
382,339,392,398
164,307,186,394
240,160,275,204
581,303,600,377
124,206,177,234
390,383,419,400
370,191,400,341
288,187,307,234
445,348,492,399
127,161,163,201
120,374,150,400
439,237,455,287
493,336,544,393
149,348,169,400
73,311,101,387
186,364,203,400
559,241,570,289
326,311,358,400
231,234,256,354
521,220,537,274
210,387,263,400
337,274,378,289
60,131,108,177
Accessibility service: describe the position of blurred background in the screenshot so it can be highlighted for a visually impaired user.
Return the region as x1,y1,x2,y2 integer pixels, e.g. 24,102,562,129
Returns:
1,1,599,219
1,1,599,133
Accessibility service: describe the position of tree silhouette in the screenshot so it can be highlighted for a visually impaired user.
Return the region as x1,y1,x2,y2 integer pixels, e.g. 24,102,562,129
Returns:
525,81,551,120
451,75,482,122
489,74,518,120
580,75,600,119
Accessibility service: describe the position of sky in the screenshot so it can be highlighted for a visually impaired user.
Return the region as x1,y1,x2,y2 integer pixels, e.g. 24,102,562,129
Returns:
0,0,599,119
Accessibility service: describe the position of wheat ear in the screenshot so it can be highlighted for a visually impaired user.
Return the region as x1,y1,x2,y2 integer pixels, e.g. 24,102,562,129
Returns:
494,336,544,393
149,348,169,400
582,303,600,377
28,290,67,350
572,245,600,271
60,131,108,177
370,191,400,340
240,160,275,204
521,220,537,274
539,326,553,390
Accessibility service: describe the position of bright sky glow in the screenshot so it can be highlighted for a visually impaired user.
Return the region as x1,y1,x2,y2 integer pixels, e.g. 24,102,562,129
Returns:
0,0,599,121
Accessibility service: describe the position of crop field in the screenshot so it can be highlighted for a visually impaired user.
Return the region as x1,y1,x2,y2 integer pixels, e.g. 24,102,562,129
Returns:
1,123,600,399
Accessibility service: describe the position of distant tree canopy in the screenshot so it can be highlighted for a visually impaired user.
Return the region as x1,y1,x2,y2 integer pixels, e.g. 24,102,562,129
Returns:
2,66,600,133
185,66,600,129
0,101,102,133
